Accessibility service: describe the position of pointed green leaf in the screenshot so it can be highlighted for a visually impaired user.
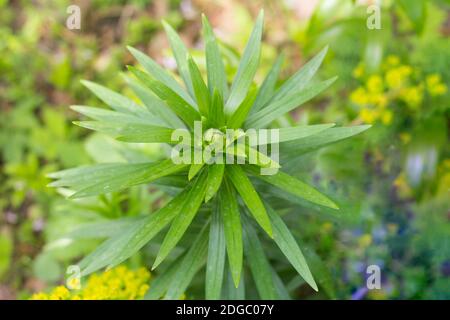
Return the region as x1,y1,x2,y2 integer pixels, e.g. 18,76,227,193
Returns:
128,66,200,128
164,223,209,300
79,186,191,275
153,172,208,269
225,10,264,115
124,75,186,129
209,89,225,127
246,166,338,210
205,201,226,299
162,20,195,98
220,179,243,287
202,14,229,99
243,218,277,299
251,54,284,113
188,163,204,180
226,165,272,237
188,57,210,116
144,254,184,300
266,205,318,291
227,86,257,129
281,125,371,160
204,164,225,203
246,77,337,128
269,46,328,103
127,46,197,107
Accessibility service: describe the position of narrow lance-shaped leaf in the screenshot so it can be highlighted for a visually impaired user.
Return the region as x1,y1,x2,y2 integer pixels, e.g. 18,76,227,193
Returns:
266,205,318,291
202,14,229,99
188,57,210,116
220,179,243,287
242,217,278,299
127,46,197,107
124,75,186,129
245,165,339,210
153,171,209,269
162,20,195,99
268,46,328,103
226,165,273,237
79,186,192,275
246,77,337,128
204,164,225,203
280,125,372,161
225,10,264,115
205,200,226,299
164,223,210,300
128,66,201,128
251,54,284,113
227,86,257,129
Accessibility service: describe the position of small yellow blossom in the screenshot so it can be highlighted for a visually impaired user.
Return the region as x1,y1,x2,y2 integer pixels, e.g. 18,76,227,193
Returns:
367,75,384,94
386,55,400,67
359,108,378,124
30,265,151,300
380,110,393,125
426,74,447,96
352,64,365,79
350,87,369,105
400,86,423,108
385,67,406,89
399,132,411,144
358,234,372,248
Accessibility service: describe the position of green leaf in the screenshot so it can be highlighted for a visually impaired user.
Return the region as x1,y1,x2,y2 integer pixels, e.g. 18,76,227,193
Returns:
227,86,257,129
80,80,145,116
73,121,175,144
226,165,272,237
188,163,204,180
164,223,209,300
127,46,197,107
49,160,187,198
144,254,184,300
268,46,328,103
251,54,284,113
188,57,210,116
71,105,158,126
205,201,226,299
128,66,200,128
246,77,337,128
281,125,372,160
224,267,245,299
64,218,138,239
79,185,192,275
204,164,225,203
220,179,243,287
243,218,277,299
225,10,264,115
153,171,209,269
209,89,225,127
247,124,336,146
124,75,186,129
202,14,229,99
266,205,318,291
246,166,338,210
162,20,195,98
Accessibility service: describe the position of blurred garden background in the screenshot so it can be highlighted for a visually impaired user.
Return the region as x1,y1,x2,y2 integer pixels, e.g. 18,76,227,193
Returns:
0,0,449,299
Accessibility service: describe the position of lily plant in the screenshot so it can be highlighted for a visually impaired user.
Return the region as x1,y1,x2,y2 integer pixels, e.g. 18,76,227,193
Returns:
48,10,370,299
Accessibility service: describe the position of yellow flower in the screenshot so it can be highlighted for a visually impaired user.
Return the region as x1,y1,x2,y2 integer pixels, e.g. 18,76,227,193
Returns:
426,74,447,96
380,110,393,125
386,55,400,67
353,64,365,79
359,108,378,124
385,65,412,89
367,75,384,94
399,132,411,144
358,234,372,248
400,86,423,108
30,265,151,300
350,87,369,105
